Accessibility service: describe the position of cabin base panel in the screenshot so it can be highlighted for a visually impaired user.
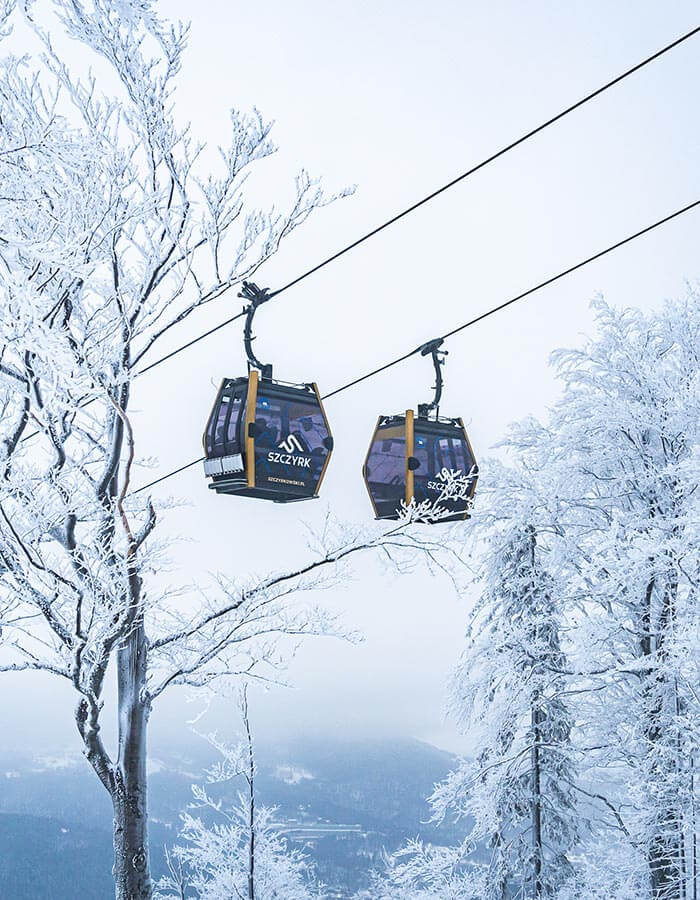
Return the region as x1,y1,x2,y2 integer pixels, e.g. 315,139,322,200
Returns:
207,479,317,504
374,511,471,524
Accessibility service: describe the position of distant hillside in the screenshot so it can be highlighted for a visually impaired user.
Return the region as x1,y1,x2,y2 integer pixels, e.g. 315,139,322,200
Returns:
0,814,113,900
0,737,470,898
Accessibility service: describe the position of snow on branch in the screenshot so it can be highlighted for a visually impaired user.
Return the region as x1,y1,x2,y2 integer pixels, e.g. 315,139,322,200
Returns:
147,512,463,698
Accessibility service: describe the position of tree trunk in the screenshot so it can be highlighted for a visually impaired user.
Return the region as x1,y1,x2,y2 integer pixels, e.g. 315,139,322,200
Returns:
529,528,544,900
491,829,509,900
691,757,697,900
645,575,682,900
244,690,255,900
248,774,255,900
113,617,153,900
531,699,543,899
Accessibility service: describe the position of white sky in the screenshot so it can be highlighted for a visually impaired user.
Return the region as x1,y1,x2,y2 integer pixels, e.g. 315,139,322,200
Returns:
4,0,700,755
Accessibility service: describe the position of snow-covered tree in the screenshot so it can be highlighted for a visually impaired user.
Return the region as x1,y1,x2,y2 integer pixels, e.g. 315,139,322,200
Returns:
0,3,459,898
453,293,700,900
156,689,321,900
373,292,700,900
536,295,700,899
428,460,580,900
355,839,483,900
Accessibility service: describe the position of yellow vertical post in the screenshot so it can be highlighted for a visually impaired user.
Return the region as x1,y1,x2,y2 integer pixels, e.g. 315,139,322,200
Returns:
405,408,414,507
245,370,259,488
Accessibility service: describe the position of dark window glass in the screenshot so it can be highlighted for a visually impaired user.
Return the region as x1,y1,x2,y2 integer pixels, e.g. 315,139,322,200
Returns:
365,423,406,518
414,432,475,481
286,399,329,458
453,438,476,476
205,390,231,455
413,426,476,516
224,393,244,454
213,396,229,450
413,433,431,476
204,381,252,458
253,390,331,495
206,386,245,457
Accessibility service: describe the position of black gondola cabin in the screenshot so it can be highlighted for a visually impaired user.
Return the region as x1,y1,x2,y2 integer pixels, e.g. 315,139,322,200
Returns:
363,409,477,521
203,371,333,502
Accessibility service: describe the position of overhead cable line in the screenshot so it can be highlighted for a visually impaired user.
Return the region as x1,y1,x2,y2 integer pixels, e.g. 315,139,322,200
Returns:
131,23,700,376
18,23,700,449
18,26,700,459
132,196,700,495
135,310,247,377
322,199,700,399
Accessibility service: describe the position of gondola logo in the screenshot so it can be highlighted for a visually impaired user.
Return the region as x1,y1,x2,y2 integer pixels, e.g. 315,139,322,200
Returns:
278,434,305,454
427,466,475,500
267,434,311,469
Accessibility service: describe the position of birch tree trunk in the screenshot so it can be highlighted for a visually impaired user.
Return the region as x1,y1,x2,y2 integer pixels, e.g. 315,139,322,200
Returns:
113,614,153,900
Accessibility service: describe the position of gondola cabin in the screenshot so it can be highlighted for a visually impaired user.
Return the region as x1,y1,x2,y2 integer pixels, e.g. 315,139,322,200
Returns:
203,371,333,502
363,410,477,522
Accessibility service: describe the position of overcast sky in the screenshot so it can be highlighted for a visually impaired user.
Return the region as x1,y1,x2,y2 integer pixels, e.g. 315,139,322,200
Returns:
5,0,700,755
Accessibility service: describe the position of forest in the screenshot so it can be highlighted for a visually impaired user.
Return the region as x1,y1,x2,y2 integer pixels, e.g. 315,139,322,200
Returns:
0,1,698,898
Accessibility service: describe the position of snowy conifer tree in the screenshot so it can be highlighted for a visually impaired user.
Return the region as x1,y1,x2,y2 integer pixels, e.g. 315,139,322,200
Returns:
429,460,579,900
363,293,700,900
538,295,700,899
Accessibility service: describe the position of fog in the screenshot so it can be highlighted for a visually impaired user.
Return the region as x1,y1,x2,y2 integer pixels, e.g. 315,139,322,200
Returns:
4,0,700,755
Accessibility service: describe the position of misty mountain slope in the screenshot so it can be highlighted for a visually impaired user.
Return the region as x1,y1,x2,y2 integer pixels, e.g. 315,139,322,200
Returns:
257,737,464,831
0,737,470,898
0,814,113,900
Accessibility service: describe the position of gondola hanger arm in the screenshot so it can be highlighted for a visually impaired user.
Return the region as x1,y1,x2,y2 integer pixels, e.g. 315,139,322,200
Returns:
417,338,447,419
239,281,273,380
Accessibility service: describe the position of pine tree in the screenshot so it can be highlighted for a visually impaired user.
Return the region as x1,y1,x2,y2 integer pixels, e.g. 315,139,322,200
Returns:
431,465,580,899
542,296,700,899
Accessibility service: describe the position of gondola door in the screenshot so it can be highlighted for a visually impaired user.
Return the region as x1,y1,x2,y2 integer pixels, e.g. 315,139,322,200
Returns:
248,380,332,502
